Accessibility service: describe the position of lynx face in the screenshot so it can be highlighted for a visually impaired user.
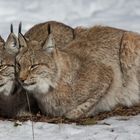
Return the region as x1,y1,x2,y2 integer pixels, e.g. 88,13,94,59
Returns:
0,33,19,96
16,36,59,94
0,50,15,95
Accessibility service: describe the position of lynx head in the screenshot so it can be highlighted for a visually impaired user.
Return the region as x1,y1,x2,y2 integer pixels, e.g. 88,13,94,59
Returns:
0,24,19,95
16,25,62,94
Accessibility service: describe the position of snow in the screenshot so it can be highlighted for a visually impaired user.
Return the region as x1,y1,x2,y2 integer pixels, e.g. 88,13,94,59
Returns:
0,0,140,140
0,115,140,140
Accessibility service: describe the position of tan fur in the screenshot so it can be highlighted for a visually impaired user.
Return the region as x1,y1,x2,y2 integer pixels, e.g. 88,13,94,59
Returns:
24,21,75,49
16,25,140,119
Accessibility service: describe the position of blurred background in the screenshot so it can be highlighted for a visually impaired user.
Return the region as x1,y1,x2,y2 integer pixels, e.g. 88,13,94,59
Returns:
0,0,140,39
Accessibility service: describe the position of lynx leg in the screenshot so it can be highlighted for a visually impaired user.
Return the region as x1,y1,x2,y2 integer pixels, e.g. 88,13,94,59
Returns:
65,66,113,120
65,98,102,120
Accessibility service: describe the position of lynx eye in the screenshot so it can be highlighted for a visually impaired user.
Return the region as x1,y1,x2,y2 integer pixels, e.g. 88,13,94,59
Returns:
30,64,39,71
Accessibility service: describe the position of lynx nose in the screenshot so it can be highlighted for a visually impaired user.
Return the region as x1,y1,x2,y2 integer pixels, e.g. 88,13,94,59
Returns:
19,72,28,83
19,77,25,83
19,76,27,83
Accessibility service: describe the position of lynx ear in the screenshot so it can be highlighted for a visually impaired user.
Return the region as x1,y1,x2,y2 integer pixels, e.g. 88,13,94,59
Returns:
4,24,19,55
43,33,56,53
43,24,56,53
0,36,5,47
18,22,27,49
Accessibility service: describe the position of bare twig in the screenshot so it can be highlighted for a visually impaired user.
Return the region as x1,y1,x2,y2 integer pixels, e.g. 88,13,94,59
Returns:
25,91,35,140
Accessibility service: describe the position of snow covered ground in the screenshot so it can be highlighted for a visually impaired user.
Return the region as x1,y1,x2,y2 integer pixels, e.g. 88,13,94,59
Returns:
0,0,140,140
1,115,140,140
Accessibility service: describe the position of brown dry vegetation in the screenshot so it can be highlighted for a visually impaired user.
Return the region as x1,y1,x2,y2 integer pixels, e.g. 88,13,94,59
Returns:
1,103,140,125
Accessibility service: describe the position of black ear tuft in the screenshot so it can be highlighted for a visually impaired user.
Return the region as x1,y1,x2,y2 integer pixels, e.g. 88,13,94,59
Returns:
10,24,13,33
48,24,51,35
18,22,22,34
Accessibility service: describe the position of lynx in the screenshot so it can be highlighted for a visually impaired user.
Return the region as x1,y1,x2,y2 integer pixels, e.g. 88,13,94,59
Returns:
0,25,38,118
16,25,140,119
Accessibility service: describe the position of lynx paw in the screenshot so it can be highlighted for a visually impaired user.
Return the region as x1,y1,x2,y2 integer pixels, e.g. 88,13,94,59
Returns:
65,109,84,120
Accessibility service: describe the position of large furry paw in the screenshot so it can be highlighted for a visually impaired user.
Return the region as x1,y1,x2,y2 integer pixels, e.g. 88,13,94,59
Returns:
65,109,85,120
